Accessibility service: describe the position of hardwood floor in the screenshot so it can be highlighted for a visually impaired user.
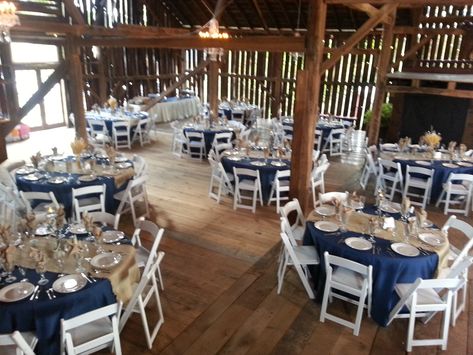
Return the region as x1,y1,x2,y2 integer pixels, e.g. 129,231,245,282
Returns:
5,126,473,354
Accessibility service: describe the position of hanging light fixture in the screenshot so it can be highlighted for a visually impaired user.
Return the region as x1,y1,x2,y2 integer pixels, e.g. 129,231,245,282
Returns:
198,18,229,61
0,1,20,43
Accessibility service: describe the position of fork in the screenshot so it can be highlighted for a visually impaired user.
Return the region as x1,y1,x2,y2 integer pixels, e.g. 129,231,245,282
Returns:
47,288,56,298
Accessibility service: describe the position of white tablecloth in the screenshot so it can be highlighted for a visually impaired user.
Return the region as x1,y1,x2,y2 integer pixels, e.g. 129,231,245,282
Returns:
147,97,201,123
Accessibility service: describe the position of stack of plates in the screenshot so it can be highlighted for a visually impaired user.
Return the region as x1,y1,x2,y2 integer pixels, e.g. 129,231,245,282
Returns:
227,156,242,161
115,156,128,163
23,174,42,181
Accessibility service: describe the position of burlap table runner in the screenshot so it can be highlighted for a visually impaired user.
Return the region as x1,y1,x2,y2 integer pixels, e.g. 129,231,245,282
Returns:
307,210,450,274
10,237,139,302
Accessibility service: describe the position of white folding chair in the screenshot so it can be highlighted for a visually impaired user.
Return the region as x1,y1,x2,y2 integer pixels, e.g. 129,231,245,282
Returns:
132,154,148,177
208,158,234,203
112,120,133,150
279,198,306,242
114,175,150,227
87,119,111,147
184,131,206,161
60,303,122,355
212,142,233,162
311,163,330,207
359,150,378,190
72,184,106,222
312,149,320,165
170,121,185,157
0,331,37,355
436,173,473,216
320,252,372,336
19,190,59,215
233,167,263,213
317,153,328,167
132,117,150,146
87,211,120,230
131,219,165,291
323,128,345,156
377,159,403,201
277,229,319,299
120,225,164,349
387,278,462,352
268,169,291,213
231,109,244,123
402,165,434,209
212,132,233,147
314,129,323,151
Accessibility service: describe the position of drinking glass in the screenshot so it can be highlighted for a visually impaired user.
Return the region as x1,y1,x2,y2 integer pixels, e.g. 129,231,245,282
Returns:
36,262,49,286
4,261,17,283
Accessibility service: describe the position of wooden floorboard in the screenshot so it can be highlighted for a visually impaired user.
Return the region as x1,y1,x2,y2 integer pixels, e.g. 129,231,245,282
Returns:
5,126,473,355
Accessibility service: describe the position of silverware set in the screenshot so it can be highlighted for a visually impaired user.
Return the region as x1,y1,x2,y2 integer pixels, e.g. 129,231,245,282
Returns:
46,288,56,299
81,272,97,283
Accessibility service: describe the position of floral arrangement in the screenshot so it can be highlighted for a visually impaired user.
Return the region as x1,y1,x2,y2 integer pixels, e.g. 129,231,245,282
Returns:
71,137,87,155
107,96,118,110
398,137,411,152
422,130,441,148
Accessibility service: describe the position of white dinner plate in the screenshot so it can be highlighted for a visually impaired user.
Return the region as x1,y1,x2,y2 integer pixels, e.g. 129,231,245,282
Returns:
52,274,87,293
250,161,266,166
391,243,420,257
415,160,431,166
90,252,122,270
69,224,88,234
418,232,445,247
16,167,36,175
23,174,41,181
48,176,66,184
115,162,132,169
345,237,372,251
457,162,473,167
115,156,128,163
0,282,35,302
315,205,336,217
379,202,401,214
227,156,243,161
35,226,52,236
442,163,458,168
78,174,97,182
49,155,65,161
271,161,287,167
314,221,339,233
101,230,125,243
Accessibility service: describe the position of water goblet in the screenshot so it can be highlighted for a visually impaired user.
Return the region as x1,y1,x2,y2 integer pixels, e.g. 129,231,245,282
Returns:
36,262,49,286
4,261,17,283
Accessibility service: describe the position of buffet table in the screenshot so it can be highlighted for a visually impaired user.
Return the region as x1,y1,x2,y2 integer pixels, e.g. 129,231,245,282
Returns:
147,97,201,123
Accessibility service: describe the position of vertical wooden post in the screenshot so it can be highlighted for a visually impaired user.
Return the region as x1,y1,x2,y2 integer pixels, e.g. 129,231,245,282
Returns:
97,47,108,103
208,59,219,123
0,43,19,120
66,36,87,141
0,135,7,163
270,52,283,117
290,0,327,213
368,7,397,145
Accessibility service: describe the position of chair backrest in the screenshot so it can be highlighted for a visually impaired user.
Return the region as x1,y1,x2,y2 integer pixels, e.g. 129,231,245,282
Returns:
131,218,162,255
19,190,59,212
61,303,120,354
88,119,108,136
214,143,233,158
378,159,402,177
406,165,434,179
318,191,347,204
312,149,320,163
132,154,147,177
185,131,204,141
312,162,330,180
87,211,120,229
329,128,345,138
213,132,233,144
446,173,473,186
282,125,293,133
318,154,328,166
233,167,260,181
72,184,106,198
112,120,131,131
443,256,473,279
72,184,106,220
0,331,36,355
442,216,473,270
208,149,218,162
218,162,233,187
280,218,299,247
324,251,371,278
279,198,306,229
275,169,290,180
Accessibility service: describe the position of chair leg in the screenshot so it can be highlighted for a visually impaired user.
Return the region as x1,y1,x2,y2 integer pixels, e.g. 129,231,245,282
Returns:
353,286,368,336
277,256,288,294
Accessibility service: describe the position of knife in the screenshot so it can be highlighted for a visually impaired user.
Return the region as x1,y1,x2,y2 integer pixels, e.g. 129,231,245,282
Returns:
81,272,93,283
29,285,39,300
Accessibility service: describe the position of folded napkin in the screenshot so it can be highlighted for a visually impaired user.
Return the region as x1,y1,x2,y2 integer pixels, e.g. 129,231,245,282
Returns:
383,217,395,230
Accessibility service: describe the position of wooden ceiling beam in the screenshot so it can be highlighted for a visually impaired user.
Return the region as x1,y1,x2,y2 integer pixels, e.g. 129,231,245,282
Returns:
393,26,464,35
78,35,305,52
251,0,270,31
346,3,391,24
321,3,397,72
63,0,86,25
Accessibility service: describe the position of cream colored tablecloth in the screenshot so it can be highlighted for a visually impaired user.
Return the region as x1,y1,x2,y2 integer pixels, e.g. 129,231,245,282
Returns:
307,210,450,275
148,97,201,123
12,237,139,302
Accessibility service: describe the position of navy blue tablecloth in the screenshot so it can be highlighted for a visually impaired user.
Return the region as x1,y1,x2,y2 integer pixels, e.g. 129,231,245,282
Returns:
0,269,116,355
183,127,234,155
395,159,473,201
282,120,343,146
16,170,129,218
86,111,146,137
221,156,290,203
303,207,438,327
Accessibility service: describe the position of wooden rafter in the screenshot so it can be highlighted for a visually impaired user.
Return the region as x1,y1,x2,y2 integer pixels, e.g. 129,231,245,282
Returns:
347,3,391,24
63,0,85,25
321,3,397,73
251,0,269,31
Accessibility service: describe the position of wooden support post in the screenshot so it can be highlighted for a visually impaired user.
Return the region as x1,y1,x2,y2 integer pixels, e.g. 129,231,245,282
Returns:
66,36,87,141
0,135,7,163
290,0,327,214
368,6,397,145
270,53,283,117
208,59,219,123
97,48,108,103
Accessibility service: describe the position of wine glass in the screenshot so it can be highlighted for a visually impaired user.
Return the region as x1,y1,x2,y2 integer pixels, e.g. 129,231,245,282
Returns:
3,260,17,283
36,261,49,286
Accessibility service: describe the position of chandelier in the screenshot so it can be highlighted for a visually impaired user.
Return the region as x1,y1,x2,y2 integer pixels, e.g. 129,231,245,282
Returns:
0,1,20,43
198,18,229,61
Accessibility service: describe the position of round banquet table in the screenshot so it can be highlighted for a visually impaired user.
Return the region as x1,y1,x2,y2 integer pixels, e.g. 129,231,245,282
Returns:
86,110,146,137
183,127,235,155
16,160,131,217
282,118,344,145
221,156,290,203
302,206,440,327
0,268,115,355
394,159,473,201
